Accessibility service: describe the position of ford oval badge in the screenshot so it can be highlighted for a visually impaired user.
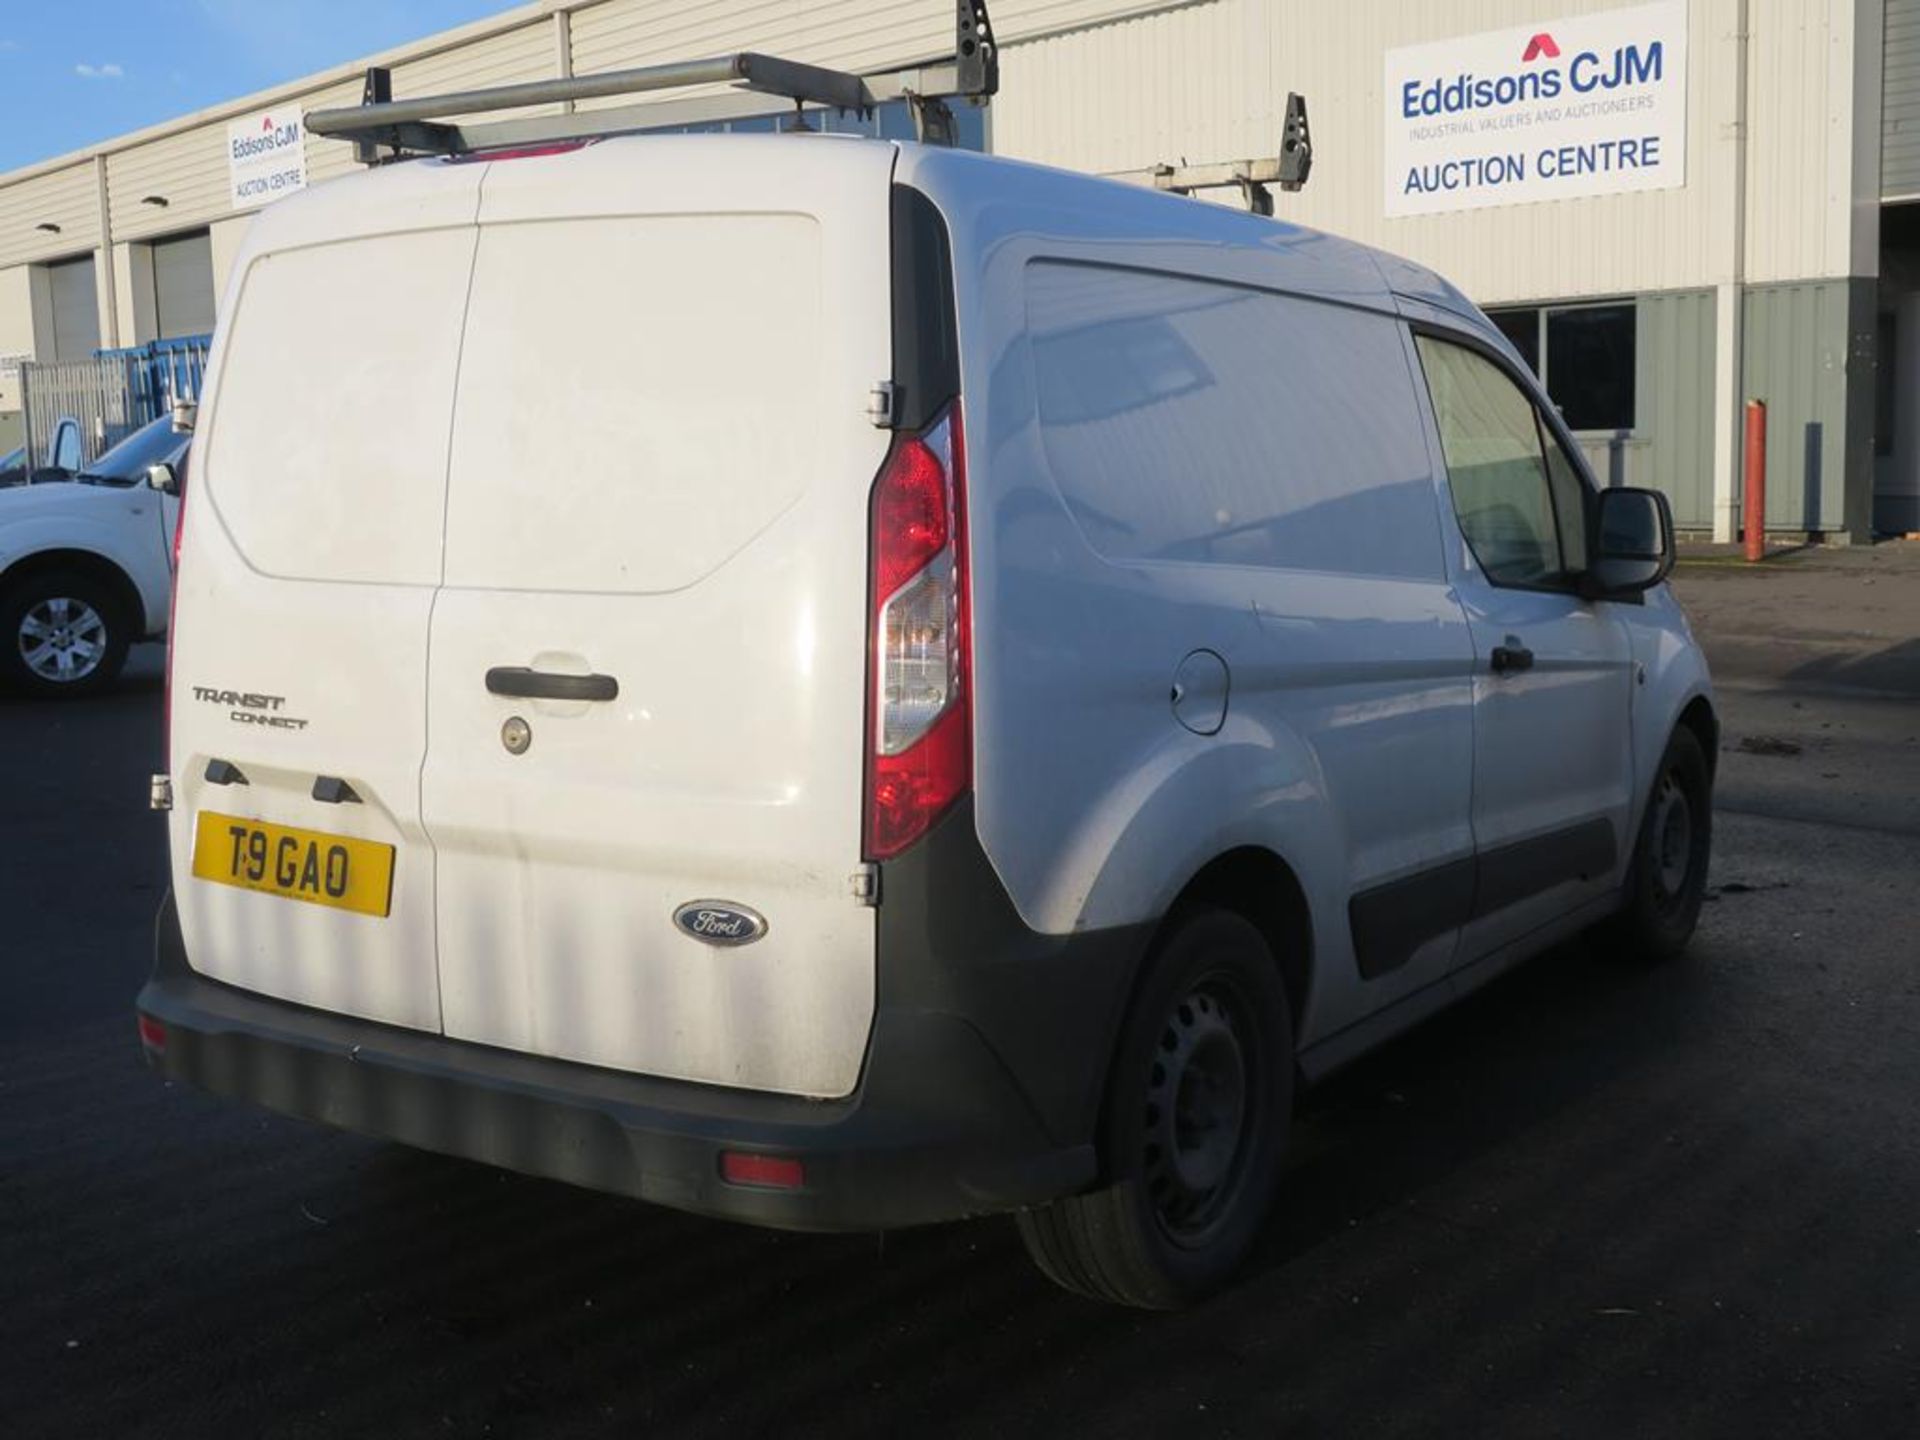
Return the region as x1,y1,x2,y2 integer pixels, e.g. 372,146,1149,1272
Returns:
673,900,769,947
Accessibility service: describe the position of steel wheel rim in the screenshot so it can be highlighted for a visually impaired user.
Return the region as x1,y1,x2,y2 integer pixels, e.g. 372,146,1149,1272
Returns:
1652,771,1693,901
1143,976,1260,1248
17,596,107,683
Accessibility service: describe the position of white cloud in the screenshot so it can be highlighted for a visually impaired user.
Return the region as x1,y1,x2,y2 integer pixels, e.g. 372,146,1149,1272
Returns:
75,62,125,80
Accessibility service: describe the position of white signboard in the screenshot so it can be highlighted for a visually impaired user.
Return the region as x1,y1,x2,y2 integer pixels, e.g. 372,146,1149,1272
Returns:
228,106,307,210
1383,1,1688,218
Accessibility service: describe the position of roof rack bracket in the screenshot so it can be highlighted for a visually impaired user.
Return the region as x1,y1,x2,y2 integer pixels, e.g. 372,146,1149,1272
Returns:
1104,91,1314,213
307,2,1000,163
954,1,999,98
912,96,957,146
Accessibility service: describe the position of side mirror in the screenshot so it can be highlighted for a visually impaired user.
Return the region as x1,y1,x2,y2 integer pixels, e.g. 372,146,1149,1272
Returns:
147,462,180,496
1586,486,1674,600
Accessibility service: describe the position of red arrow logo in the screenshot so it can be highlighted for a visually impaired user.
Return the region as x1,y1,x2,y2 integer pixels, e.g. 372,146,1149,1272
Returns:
1521,33,1561,61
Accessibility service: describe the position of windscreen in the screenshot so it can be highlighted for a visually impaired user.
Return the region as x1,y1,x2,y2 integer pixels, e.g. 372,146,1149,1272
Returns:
80,417,187,484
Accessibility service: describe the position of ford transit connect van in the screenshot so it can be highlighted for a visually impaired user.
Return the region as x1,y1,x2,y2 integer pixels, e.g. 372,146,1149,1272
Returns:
137,129,1715,1309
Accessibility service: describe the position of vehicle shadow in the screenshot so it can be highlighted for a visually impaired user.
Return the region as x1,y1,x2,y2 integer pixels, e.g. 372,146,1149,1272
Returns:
1782,636,1920,697
217,925,1707,1437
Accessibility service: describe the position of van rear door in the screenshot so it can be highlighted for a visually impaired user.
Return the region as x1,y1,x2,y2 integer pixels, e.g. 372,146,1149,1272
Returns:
421,139,897,1098
166,161,484,1033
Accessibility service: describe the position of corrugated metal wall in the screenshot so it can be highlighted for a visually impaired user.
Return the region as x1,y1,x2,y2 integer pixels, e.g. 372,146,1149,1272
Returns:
1741,0,1861,284
0,2,1196,255
996,0,1865,301
0,164,100,269
1886,0,1920,197
107,128,231,243
1635,288,1717,526
0,0,1872,299
1742,280,1851,531
569,0,1191,79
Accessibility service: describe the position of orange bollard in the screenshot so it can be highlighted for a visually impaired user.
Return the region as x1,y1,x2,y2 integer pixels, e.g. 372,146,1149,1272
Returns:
1743,399,1767,563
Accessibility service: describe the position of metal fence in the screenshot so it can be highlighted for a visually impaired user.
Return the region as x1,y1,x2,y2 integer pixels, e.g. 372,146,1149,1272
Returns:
18,336,210,471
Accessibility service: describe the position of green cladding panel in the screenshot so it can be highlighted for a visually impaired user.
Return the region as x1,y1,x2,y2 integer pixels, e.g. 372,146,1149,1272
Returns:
1634,289,1716,528
1740,280,1868,535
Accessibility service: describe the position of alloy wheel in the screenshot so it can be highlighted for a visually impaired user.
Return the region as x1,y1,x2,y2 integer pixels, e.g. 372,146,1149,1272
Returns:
17,596,108,684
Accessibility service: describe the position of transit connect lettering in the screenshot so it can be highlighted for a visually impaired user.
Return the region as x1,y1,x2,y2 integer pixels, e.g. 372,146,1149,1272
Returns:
191,685,310,731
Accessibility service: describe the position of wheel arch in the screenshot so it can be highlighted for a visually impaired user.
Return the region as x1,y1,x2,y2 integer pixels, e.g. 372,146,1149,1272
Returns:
0,547,146,637
1081,843,1313,1194
1158,846,1315,1038
1676,693,1720,782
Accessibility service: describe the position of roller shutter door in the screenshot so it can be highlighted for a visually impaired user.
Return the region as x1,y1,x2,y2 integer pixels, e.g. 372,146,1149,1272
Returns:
151,231,216,339
47,256,99,362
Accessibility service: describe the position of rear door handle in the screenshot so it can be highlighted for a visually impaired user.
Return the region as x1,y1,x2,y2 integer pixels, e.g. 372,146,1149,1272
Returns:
485,667,619,702
1490,643,1535,676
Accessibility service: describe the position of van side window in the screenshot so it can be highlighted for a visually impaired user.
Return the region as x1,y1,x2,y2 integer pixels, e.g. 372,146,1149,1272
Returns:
1024,262,1446,581
1540,424,1590,572
1415,335,1588,589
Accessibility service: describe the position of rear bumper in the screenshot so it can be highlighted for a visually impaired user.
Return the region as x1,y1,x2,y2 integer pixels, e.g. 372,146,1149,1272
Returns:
137,806,1147,1232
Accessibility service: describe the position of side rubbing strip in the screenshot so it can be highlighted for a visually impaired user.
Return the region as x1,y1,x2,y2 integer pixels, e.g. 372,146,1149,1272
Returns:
1348,819,1618,982
1471,818,1617,919
1349,858,1476,981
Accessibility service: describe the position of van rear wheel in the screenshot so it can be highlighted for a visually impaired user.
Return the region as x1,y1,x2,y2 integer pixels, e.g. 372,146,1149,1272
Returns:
1016,908,1293,1309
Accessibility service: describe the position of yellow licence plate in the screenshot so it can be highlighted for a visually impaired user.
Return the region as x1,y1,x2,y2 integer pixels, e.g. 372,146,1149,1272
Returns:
192,811,396,918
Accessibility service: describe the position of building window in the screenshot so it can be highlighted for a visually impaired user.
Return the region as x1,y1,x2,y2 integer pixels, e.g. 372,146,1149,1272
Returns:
1485,300,1637,433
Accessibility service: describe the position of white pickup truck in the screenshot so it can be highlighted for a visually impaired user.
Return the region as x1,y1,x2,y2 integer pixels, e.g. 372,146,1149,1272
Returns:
0,415,186,696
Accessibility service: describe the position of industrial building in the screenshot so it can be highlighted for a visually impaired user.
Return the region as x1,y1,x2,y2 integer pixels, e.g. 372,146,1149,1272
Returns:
1,0,1915,538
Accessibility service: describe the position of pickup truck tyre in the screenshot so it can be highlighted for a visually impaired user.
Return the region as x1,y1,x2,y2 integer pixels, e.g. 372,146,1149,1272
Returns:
0,568,131,698
1609,725,1712,962
1016,908,1293,1309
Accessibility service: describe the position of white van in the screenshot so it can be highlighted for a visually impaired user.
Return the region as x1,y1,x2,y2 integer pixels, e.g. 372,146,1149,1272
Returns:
137,119,1715,1308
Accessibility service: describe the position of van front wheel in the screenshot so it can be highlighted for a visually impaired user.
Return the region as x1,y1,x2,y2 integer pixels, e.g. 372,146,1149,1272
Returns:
1608,725,1713,962
1016,909,1293,1309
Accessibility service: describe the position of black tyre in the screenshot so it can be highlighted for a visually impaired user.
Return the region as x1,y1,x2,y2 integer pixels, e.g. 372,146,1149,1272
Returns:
0,568,131,698
1016,908,1294,1309
1609,725,1712,961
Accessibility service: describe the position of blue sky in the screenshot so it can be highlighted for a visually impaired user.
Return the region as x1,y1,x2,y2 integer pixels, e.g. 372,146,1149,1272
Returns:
0,0,520,171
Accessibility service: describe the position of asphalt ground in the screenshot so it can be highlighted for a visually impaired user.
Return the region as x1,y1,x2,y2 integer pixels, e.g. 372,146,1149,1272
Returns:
3,550,1917,1438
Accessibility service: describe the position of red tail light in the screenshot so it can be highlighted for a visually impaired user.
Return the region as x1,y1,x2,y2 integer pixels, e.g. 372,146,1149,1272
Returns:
865,403,970,860
719,1151,805,1190
448,139,593,165
163,469,187,771
137,1013,168,1053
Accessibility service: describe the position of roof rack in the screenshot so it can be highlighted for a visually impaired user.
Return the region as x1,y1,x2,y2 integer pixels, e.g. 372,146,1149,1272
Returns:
306,1,998,164
1107,93,1313,215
